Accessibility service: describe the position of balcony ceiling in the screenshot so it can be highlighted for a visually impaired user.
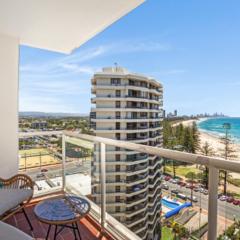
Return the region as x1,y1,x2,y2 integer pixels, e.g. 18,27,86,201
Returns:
0,0,144,53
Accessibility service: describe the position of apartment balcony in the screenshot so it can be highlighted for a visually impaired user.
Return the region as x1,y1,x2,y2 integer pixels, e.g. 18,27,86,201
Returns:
91,107,160,113
91,96,160,105
94,127,149,134
91,85,162,96
2,126,239,240
91,117,160,123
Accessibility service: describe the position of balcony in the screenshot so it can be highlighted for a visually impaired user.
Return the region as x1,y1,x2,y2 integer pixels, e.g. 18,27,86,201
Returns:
2,128,239,240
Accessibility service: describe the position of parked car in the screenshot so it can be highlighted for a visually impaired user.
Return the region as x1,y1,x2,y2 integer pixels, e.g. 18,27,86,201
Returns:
194,187,200,192
219,195,228,201
199,188,205,193
171,189,179,195
227,196,234,203
162,183,169,190
170,179,178,184
178,181,186,187
164,176,171,181
203,189,208,195
41,168,48,172
187,196,198,202
177,193,187,200
186,183,191,188
233,200,240,206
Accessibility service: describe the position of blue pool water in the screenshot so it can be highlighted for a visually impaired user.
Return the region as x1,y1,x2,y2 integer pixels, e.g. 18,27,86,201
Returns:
198,117,240,143
161,198,181,209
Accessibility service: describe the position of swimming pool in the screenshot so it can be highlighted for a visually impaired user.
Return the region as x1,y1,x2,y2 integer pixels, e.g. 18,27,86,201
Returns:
161,197,181,209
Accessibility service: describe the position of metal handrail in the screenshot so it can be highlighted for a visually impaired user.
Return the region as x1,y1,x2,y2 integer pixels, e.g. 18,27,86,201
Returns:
64,131,240,173
19,130,240,239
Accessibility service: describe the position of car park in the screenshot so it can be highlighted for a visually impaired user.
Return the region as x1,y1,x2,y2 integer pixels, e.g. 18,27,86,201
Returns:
226,197,234,203
171,189,179,195
162,183,169,190
187,196,198,202
203,189,208,195
170,179,178,184
233,200,240,206
164,176,171,181
194,187,200,192
178,181,186,187
219,195,228,201
177,193,187,200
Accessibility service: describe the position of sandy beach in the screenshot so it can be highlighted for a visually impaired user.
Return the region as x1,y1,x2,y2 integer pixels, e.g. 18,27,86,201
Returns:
173,118,240,160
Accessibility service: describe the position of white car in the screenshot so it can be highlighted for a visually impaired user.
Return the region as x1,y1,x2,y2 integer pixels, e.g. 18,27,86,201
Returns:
187,196,198,202
219,195,228,201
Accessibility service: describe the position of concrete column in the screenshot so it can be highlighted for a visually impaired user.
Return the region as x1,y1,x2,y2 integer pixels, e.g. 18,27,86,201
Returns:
0,34,19,178
208,167,219,240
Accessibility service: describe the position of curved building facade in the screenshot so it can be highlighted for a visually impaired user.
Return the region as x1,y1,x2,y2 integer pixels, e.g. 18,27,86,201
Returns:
91,67,163,240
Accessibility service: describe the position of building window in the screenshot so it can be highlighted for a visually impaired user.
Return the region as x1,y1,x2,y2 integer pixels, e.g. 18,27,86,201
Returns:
116,175,120,182
116,90,121,97
116,154,120,161
116,133,120,140
111,78,121,85
116,122,120,130
115,206,121,212
115,146,120,151
115,196,121,202
116,101,120,108
115,186,121,192
116,111,121,119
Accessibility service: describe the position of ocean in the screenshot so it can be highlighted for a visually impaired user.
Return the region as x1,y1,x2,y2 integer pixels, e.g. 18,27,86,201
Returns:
197,117,240,143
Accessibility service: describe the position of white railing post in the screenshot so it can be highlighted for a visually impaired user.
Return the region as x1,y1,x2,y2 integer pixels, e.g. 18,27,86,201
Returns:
208,166,219,240
62,134,66,191
99,142,106,230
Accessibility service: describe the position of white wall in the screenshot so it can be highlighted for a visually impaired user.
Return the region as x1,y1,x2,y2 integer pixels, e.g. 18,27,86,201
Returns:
0,34,19,178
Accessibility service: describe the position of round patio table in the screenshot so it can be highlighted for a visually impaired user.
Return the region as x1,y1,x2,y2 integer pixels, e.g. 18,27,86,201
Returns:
34,194,90,240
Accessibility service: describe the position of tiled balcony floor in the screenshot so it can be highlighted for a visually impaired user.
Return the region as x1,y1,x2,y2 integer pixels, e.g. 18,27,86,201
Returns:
4,203,110,240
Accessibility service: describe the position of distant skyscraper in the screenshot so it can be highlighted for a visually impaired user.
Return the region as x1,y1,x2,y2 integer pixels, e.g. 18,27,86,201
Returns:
91,67,163,239
163,109,166,119
174,110,177,117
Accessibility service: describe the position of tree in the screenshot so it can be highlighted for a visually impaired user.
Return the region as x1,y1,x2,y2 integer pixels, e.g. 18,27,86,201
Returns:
199,141,214,189
219,123,237,195
183,127,193,152
185,171,196,182
191,122,200,153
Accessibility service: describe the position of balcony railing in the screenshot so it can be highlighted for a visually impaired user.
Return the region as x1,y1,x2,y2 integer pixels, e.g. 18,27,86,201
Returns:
19,130,240,240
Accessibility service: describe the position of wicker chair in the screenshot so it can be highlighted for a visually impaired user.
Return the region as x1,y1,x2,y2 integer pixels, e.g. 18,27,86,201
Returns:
0,174,34,230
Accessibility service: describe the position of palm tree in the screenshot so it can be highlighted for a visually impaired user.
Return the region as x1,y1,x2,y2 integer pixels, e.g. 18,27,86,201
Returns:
199,141,214,189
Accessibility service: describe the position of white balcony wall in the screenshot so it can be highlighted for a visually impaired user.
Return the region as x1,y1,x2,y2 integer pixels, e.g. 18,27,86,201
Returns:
0,34,19,178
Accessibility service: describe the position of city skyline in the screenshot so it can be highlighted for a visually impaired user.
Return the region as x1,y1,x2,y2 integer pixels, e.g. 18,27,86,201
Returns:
19,0,240,117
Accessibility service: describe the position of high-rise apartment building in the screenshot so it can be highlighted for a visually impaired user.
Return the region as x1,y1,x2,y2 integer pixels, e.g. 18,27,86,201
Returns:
91,67,163,240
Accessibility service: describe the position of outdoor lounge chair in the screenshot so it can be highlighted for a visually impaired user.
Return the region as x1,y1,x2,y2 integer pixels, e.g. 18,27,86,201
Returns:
0,221,33,240
0,174,34,230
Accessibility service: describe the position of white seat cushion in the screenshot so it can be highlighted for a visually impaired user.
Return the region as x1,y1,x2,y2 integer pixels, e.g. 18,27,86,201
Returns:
0,189,33,216
0,221,33,240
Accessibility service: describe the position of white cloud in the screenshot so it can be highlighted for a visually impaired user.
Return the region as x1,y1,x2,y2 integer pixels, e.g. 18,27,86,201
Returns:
20,39,174,112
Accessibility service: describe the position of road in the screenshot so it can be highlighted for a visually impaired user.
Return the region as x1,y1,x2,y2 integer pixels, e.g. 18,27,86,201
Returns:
20,160,91,182
163,181,240,221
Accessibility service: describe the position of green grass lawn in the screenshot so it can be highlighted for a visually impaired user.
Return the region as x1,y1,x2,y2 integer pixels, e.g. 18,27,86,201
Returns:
165,165,201,178
162,226,174,240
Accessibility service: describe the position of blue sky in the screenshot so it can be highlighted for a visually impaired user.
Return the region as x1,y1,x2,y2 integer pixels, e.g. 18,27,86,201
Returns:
19,0,240,117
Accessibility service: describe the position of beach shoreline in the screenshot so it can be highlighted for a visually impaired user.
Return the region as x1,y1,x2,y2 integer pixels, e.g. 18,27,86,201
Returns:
173,118,240,160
